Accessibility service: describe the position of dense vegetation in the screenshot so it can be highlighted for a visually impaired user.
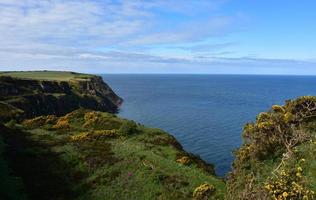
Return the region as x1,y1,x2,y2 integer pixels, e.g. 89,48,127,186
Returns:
227,96,316,200
0,109,225,200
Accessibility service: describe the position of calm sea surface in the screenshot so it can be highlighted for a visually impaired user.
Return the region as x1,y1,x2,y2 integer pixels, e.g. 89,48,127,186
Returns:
101,74,316,176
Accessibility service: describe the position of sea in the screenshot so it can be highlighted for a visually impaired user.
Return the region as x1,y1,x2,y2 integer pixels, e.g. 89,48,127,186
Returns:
101,74,316,176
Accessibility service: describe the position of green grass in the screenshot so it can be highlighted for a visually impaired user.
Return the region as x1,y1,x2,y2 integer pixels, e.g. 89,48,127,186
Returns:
0,71,93,81
0,101,23,121
1,109,226,199
0,134,27,200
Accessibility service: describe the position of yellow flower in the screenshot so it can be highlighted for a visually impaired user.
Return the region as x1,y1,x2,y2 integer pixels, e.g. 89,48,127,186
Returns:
282,192,288,198
193,183,215,199
300,158,306,162
297,167,303,172
265,184,271,190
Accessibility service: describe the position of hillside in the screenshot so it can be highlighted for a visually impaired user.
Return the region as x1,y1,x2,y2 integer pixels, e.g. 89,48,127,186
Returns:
227,96,316,199
0,71,122,121
0,109,225,200
0,71,225,200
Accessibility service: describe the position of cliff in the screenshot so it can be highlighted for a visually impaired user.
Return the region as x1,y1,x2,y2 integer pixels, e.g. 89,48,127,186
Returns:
0,71,122,121
0,71,225,200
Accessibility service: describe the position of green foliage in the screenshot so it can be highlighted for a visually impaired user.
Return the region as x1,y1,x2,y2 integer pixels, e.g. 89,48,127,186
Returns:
0,110,226,199
0,101,23,122
118,120,139,136
193,183,216,200
227,96,316,199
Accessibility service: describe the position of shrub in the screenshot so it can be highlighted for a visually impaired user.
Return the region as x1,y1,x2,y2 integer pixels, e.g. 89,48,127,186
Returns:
176,156,191,165
193,183,216,200
82,111,121,130
23,115,57,129
227,97,316,199
52,117,70,130
264,162,314,200
70,130,118,142
118,121,138,136
272,105,285,113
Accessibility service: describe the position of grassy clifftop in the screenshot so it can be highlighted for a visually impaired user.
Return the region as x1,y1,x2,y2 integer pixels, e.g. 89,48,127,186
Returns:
0,71,93,81
0,109,225,200
0,71,122,121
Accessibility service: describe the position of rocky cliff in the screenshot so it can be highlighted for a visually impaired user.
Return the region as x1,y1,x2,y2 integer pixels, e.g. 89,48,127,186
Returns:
0,72,122,121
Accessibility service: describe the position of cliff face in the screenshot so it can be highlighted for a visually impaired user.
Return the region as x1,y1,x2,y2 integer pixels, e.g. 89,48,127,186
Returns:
0,75,122,121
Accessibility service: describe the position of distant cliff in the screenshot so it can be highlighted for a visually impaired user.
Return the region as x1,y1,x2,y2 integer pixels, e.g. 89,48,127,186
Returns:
0,72,122,121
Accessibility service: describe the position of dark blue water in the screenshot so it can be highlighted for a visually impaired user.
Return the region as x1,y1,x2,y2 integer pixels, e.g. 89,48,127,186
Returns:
101,74,316,176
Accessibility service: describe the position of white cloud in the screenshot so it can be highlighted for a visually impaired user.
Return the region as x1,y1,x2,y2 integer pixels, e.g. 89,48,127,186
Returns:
3,0,311,74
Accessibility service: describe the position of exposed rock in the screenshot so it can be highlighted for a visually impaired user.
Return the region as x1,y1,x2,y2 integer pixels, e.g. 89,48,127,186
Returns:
0,74,122,121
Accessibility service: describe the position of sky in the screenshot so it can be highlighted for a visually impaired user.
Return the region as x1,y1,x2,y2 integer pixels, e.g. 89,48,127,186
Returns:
0,0,315,74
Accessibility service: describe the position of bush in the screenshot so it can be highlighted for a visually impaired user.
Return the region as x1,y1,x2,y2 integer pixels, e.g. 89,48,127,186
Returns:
264,159,314,200
23,115,57,129
193,183,216,200
227,97,316,199
70,130,118,142
176,156,191,165
52,117,70,130
118,121,138,136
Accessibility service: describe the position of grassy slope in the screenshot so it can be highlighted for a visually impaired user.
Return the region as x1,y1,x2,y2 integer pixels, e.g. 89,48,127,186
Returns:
0,102,23,122
0,133,27,200
1,109,225,200
0,71,93,81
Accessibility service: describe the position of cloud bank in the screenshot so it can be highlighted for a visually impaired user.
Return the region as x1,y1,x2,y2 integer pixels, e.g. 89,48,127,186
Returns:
0,0,315,74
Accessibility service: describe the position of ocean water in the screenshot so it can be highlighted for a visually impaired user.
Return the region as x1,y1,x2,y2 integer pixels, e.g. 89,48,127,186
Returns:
101,74,316,176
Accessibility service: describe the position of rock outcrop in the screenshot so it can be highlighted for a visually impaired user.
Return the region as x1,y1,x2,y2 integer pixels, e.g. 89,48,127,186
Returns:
0,74,122,121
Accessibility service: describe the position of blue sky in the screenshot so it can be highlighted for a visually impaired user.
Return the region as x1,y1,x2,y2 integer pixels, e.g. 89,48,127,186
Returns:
0,0,315,74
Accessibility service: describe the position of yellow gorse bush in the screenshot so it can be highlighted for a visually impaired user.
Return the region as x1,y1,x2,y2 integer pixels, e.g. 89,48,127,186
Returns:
227,96,316,199
193,183,216,200
52,117,70,130
23,115,57,128
264,163,314,200
70,130,118,142
176,156,191,165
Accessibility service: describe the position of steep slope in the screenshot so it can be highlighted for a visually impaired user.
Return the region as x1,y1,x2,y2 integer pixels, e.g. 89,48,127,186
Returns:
227,96,316,200
0,109,225,200
0,71,122,121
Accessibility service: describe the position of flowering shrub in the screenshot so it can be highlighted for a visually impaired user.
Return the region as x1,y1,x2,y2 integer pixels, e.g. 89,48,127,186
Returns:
193,183,215,200
23,115,57,128
272,105,285,113
227,96,316,199
82,111,122,130
176,156,191,165
83,111,100,128
70,130,118,142
264,162,314,200
52,117,70,130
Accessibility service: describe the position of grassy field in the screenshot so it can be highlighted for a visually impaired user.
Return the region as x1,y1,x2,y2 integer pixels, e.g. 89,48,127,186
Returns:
0,71,93,81
1,109,226,200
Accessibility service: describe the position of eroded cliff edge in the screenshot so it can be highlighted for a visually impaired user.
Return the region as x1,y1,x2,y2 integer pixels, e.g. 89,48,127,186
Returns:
0,72,122,121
